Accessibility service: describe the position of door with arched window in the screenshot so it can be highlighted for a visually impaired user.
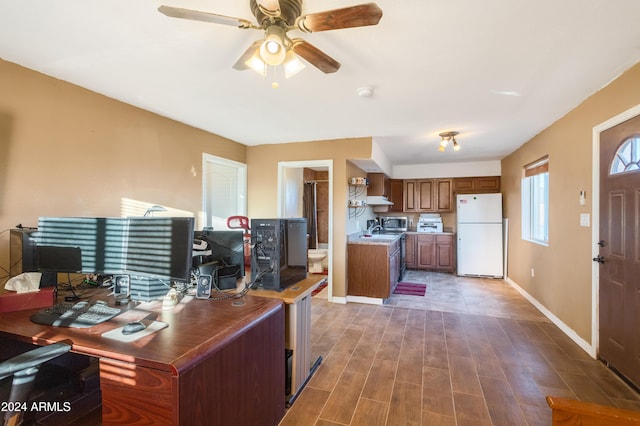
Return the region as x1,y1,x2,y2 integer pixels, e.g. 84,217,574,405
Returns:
598,115,640,389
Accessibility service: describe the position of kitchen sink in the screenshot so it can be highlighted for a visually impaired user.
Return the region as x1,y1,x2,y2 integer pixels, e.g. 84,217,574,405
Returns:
360,234,398,240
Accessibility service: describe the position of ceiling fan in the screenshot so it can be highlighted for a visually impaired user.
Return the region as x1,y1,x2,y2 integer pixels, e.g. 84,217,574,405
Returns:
158,0,383,78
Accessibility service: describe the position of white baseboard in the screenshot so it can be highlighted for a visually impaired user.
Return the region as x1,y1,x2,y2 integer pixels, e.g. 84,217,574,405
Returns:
505,277,596,358
330,296,348,304
345,295,385,305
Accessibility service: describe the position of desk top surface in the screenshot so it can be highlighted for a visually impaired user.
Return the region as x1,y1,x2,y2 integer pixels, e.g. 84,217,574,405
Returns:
249,274,327,304
0,287,283,374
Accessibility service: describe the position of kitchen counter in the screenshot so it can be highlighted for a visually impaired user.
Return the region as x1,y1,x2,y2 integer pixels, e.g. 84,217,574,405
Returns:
348,232,403,245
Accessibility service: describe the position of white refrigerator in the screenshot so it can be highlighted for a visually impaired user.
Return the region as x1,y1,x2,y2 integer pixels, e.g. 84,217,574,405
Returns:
456,193,504,278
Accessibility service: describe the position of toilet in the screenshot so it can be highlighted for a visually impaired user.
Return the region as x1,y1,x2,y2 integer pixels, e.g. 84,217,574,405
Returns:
307,249,328,274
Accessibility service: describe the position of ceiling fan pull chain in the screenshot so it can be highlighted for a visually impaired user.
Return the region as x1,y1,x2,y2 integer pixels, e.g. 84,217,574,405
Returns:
271,65,280,89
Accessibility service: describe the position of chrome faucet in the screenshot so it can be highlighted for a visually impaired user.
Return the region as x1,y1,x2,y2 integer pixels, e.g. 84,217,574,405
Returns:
367,224,383,234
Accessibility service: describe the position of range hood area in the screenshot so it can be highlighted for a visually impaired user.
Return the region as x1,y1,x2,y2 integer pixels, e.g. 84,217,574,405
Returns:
366,196,394,206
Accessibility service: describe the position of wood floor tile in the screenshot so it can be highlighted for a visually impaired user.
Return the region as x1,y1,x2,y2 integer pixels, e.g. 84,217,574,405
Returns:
449,355,482,395
559,371,614,405
396,346,424,384
332,327,365,355
422,410,457,426
452,392,492,426
350,398,388,426
319,370,367,424
361,358,398,402
422,367,455,416
279,387,330,426
387,381,422,425
344,340,378,376
288,271,640,426
479,376,528,425
308,351,351,391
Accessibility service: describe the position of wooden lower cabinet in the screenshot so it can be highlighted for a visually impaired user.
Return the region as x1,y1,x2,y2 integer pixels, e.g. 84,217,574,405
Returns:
410,233,455,273
405,233,417,268
348,240,401,298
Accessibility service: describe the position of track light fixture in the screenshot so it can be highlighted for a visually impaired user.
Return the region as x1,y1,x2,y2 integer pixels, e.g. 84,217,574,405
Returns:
438,131,460,152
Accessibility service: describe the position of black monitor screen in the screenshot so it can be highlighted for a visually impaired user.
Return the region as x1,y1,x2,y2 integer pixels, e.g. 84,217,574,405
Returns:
35,216,195,283
36,246,82,273
124,217,195,283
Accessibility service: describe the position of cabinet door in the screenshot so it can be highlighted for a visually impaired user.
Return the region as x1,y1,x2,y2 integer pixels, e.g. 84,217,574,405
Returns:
389,246,400,293
404,180,417,211
417,180,434,211
452,178,475,193
367,173,387,196
388,179,404,212
435,235,454,270
476,176,500,193
417,234,435,269
405,233,417,269
435,179,452,212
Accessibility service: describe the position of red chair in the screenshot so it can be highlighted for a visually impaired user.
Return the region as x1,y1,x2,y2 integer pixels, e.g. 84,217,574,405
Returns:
227,216,251,268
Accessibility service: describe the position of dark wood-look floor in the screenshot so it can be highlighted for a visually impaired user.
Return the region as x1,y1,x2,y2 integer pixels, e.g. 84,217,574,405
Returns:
280,271,640,426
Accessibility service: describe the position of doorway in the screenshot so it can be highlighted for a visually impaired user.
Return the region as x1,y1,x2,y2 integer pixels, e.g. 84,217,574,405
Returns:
278,160,333,300
593,105,640,389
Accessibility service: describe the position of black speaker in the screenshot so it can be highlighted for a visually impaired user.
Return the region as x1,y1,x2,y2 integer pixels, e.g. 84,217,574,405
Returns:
196,274,212,299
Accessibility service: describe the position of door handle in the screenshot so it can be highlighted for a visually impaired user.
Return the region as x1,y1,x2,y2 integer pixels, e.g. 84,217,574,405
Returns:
597,240,606,247
592,255,605,264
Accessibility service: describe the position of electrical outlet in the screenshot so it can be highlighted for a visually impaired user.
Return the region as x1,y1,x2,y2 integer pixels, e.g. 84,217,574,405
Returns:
531,268,535,278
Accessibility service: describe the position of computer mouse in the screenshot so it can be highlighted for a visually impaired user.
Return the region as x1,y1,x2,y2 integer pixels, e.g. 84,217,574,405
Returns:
122,321,147,335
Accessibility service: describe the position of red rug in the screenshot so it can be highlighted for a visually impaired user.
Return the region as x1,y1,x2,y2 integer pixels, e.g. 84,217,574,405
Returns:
393,282,427,296
311,280,328,297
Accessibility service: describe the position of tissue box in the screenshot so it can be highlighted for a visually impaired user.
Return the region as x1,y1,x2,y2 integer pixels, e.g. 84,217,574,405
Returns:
0,288,56,313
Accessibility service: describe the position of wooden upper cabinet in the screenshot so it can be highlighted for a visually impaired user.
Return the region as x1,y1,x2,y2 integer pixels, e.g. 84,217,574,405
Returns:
404,180,417,211
388,179,404,212
417,180,434,211
435,179,452,211
452,176,500,194
366,173,388,196
403,179,452,212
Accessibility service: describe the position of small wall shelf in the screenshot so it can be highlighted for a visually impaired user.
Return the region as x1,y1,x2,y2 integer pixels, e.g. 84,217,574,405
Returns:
348,179,368,218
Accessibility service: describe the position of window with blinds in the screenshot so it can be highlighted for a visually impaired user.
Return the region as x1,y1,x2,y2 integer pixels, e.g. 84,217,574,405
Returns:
522,156,549,245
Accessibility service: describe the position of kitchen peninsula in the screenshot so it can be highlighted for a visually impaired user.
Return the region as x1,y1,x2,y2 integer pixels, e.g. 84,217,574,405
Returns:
347,233,403,300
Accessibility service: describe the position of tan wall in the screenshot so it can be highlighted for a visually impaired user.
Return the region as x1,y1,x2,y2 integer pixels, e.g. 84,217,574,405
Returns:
502,61,640,343
246,138,372,298
0,59,246,273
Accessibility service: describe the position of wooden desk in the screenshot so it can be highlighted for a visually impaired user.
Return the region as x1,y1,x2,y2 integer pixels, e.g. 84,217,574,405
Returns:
0,291,285,426
250,274,326,406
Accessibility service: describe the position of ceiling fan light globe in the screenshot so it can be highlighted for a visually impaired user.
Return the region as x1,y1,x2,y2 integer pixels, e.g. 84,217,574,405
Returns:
260,40,286,65
438,145,445,152
245,51,267,76
283,51,305,78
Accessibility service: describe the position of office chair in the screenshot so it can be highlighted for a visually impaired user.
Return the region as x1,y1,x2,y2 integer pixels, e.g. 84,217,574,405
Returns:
0,341,71,426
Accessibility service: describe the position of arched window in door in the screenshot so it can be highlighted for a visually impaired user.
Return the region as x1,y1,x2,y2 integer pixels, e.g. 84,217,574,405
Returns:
610,136,640,175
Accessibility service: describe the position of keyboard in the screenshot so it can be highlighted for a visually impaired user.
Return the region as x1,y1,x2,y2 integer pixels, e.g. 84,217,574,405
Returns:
30,301,122,328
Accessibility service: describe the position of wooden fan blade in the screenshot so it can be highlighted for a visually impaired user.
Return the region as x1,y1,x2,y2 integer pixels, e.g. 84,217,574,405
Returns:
158,5,254,29
291,39,340,74
296,3,382,33
232,40,262,70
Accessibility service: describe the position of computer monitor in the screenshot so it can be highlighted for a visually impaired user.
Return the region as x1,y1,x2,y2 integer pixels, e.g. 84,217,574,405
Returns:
124,217,195,283
35,216,195,284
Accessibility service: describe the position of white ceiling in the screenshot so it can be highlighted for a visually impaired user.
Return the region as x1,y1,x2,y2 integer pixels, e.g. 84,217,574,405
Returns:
2,0,640,167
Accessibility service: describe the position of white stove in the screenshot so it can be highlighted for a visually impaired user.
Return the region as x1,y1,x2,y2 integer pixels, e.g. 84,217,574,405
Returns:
417,213,443,233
